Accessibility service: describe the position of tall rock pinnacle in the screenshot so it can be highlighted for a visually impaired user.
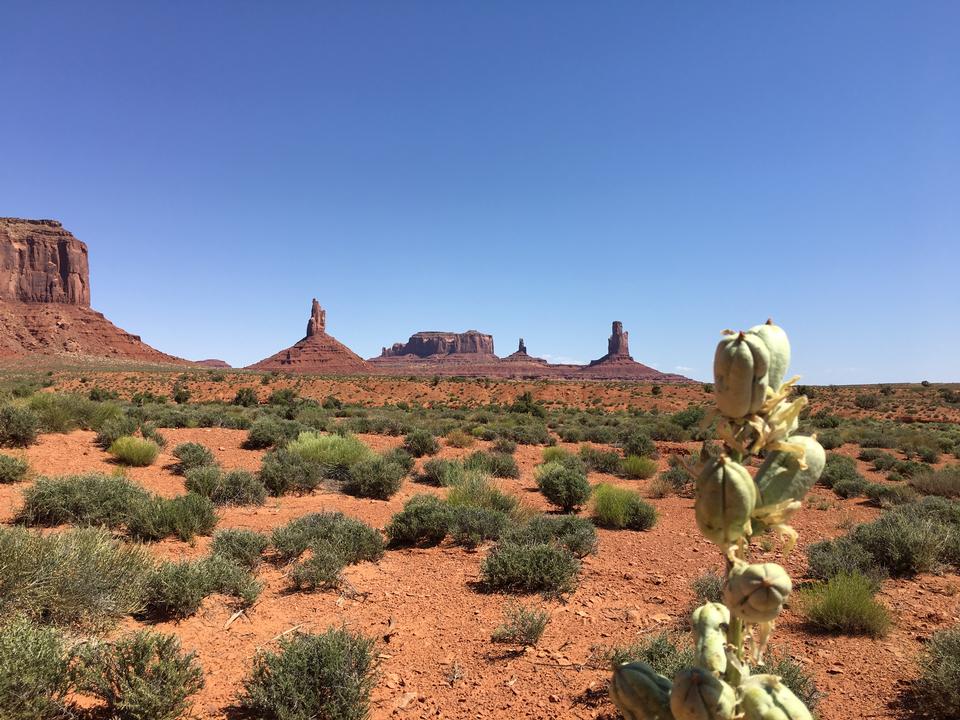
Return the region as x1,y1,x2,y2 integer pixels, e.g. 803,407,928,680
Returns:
607,321,630,358
306,298,326,337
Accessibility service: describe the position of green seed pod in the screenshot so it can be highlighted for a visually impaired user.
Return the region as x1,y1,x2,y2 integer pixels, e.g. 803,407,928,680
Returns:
747,320,791,391
713,331,770,418
754,436,826,509
670,667,736,720
610,661,676,720
691,602,730,675
739,674,813,720
695,456,756,547
724,563,792,624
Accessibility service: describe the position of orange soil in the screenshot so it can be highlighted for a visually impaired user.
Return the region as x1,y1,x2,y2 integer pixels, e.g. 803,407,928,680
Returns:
3,429,958,719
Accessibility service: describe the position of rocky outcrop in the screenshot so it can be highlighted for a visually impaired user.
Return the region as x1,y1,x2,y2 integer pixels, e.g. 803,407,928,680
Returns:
503,337,548,365
0,218,90,305
194,359,231,368
607,321,630,358
378,331,496,359
247,299,370,375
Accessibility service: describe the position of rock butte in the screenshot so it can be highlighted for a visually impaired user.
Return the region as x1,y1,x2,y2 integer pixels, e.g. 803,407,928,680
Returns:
0,218,186,363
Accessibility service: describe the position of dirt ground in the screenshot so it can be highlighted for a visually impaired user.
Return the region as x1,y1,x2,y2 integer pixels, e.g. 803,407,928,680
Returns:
3,427,958,719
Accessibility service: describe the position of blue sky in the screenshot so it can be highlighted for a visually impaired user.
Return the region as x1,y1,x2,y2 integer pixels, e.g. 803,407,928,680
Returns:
2,2,957,383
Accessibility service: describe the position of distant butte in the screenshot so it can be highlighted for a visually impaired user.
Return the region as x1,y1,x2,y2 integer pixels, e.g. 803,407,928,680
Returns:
246,299,370,374
0,218,187,363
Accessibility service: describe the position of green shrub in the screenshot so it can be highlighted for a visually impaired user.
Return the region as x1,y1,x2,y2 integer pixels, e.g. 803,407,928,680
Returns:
691,571,724,604
755,651,822,712
535,461,591,512
127,493,217,542
244,417,301,449
240,628,377,720
27,393,98,433
95,415,139,450
233,387,259,407
259,447,325,496
0,616,73,720
0,404,40,447
290,541,348,591
464,450,520,478
799,572,891,637
591,484,657,530
382,447,415,474
621,430,657,458
172,383,191,404
851,511,949,577
653,455,691,497
504,514,598,558
385,494,451,547
444,429,475,448
0,527,152,629
806,536,886,585
0,453,28,483
492,437,517,454
271,512,384,564
402,428,439,457
579,445,622,474
144,557,260,619
17,473,150,528
171,442,215,474
604,632,694,678
621,455,657,479
818,431,843,450
910,465,960,499
185,467,267,506
211,529,270,569
542,446,576,464
480,542,580,595
832,476,868,499
854,393,881,409
863,481,916,507
108,436,160,467
75,630,204,720
491,602,549,646
344,456,406,499
915,626,960,719
449,506,510,548
287,432,373,479
818,453,862,489
418,458,464,487
446,470,515,512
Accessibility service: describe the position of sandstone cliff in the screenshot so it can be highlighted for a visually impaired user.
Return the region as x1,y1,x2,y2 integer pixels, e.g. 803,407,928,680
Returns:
378,330,496,359
0,218,90,305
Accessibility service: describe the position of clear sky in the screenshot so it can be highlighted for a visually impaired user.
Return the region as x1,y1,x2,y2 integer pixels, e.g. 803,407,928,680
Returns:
2,2,957,383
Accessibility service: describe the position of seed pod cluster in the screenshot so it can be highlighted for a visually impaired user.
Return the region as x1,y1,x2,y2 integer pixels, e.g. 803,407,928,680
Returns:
670,667,736,720
691,603,730,675
713,332,769,418
739,675,813,720
609,661,675,720
723,562,792,624
694,456,756,547
754,435,825,510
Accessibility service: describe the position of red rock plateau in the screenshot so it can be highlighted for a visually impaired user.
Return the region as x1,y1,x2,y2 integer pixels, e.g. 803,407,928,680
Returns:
368,321,689,381
0,218,185,364
194,359,232,368
246,299,371,374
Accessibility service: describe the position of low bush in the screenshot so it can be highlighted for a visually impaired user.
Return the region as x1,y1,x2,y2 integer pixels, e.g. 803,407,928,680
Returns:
915,625,960,719
851,510,949,577
402,428,439,457
480,542,580,595
504,514,598,558
464,450,520,478
75,630,205,720
620,430,657,459
652,456,691,497
621,455,657,479
603,632,694,678
799,572,891,637
259,447,324,496
591,483,657,530
185,467,267,506
211,529,270,569
344,455,406,499
239,628,377,720
0,616,73,720
0,403,40,447
806,536,887,585
171,442,215,474
911,464,960,499
233,387,259,407
418,457,464,487
449,506,510,548
579,445,623,474
446,471,519,516
271,512,384,565
818,430,843,450
144,557,260,619
854,393,881,409
243,417,301,450
0,527,152,630
94,415,139,450
863,482,916,507
385,494,451,547
535,461,591,512
127,493,217,542
691,571,724,604
17,473,150,528
382,447,415,474
108,436,160,467
0,453,28,483
287,432,373,479
492,437,517,454
818,453,862,489
491,602,549,646
832,476,868,499
758,651,822,712
445,428,475,448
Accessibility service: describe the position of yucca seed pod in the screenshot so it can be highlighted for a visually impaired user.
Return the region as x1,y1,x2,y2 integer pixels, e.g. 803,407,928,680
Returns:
610,661,676,720
754,436,826,510
713,331,770,418
747,320,791,392
691,602,730,675
739,674,813,720
724,563,792,624
670,667,736,720
695,456,756,547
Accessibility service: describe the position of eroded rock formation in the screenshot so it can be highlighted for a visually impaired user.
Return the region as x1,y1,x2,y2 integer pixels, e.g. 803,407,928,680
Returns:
247,299,370,374
0,218,90,305
379,331,496,358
